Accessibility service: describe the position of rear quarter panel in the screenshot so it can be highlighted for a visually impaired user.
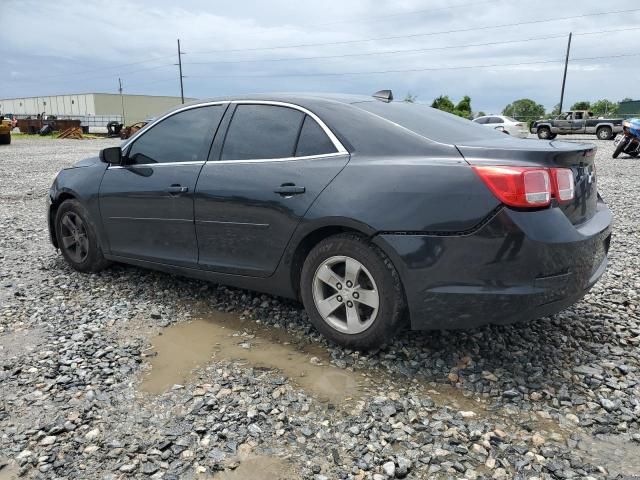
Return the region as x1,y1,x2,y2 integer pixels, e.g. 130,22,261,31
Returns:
304,153,500,233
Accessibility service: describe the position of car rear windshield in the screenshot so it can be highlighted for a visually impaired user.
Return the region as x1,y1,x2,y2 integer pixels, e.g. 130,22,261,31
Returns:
354,101,504,144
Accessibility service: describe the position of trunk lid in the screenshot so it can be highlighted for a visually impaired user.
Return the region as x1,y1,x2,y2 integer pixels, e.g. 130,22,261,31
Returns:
456,137,598,225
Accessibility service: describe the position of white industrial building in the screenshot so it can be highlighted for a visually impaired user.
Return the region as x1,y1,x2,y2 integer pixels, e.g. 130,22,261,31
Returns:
0,93,194,127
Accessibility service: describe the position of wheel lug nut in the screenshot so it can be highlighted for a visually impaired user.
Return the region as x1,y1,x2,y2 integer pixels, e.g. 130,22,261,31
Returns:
336,283,342,290
346,301,354,308
337,296,343,302
346,281,353,288
353,292,359,299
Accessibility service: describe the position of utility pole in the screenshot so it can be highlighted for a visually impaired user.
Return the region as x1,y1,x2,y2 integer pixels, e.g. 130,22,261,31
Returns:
118,77,126,125
177,39,185,104
558,32,572,114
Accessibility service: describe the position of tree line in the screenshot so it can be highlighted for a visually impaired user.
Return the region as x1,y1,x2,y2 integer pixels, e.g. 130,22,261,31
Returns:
405,92,633,121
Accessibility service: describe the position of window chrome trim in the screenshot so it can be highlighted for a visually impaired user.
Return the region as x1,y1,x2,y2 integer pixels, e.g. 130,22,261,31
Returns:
120,101,230,150
108,160,205,169
119,98,349,166
209,152,349,165
228,100,348,156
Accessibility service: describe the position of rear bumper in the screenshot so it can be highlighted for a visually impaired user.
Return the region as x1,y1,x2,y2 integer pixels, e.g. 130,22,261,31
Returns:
374,201,612,330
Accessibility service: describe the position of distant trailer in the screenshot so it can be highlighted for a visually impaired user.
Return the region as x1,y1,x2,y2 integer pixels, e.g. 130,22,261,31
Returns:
14,114,122,134
16,118,82,134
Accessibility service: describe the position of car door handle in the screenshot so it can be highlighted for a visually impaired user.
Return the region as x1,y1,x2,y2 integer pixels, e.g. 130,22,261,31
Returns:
167,185,189,194
274,184,305,195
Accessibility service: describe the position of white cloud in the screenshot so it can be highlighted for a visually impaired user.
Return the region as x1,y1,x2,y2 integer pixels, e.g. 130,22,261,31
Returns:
0,0,638,113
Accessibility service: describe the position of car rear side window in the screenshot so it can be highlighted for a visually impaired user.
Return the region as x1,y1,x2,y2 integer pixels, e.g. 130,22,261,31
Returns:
474,117,488,124
295,115,337,157
221,104,304,160
127,105,224,165
355,101,506,144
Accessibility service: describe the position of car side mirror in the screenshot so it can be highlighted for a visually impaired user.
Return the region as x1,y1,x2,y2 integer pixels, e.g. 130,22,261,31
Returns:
100,146,123,165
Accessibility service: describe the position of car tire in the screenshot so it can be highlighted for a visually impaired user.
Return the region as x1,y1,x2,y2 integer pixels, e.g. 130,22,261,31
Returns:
300,233,405,350
537,127,552,139
596,126,613,140
55,199,110,273
0,133,10,145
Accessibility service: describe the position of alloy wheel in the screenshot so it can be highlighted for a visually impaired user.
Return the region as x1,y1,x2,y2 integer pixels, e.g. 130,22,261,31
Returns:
312,255,380,334
59,212,89,263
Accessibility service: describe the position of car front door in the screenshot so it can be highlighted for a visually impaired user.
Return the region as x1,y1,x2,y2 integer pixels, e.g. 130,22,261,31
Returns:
194,102,350,277
555,113,572,133
99,104,226,267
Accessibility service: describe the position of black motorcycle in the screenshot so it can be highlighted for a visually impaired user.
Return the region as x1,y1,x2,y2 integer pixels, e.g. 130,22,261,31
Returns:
613,118,640,158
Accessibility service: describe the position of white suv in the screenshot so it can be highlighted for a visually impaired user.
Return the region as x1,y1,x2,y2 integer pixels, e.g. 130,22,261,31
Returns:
473,115,529,138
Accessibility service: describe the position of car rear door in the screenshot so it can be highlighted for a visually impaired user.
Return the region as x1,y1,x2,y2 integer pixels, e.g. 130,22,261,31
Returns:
194,102,349,277
99,104,226,267
555,113,572,133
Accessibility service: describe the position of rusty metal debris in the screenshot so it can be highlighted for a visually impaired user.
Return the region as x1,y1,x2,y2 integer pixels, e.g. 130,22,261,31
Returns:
120,121,148,139
57,127,84,139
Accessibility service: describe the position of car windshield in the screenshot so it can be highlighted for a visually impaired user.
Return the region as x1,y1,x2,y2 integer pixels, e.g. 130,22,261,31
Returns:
505,116,518,122
354,101,505,144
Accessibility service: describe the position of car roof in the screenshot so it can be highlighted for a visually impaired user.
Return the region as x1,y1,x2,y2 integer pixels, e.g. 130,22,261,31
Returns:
185,93,379,110
157,93,509,155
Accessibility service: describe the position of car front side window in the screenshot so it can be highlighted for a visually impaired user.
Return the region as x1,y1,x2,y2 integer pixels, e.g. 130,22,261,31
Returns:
221,104,304,160
126,105,224,165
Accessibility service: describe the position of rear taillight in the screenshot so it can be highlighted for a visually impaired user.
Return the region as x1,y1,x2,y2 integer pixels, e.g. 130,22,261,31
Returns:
552,168,575,203
473,165,575,208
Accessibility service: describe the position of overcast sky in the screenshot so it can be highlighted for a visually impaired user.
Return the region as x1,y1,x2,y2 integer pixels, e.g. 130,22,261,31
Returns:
1,0,638,114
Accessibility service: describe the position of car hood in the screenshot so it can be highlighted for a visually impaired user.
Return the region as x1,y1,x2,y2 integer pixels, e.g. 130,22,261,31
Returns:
69,156,102,169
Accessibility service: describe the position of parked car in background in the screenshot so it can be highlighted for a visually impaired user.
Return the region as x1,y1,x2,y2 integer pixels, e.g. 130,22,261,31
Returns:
531,111,623,140
48,92,612,349
472,115,529,138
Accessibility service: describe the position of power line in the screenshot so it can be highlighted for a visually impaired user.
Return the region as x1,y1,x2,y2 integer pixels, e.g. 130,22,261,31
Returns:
187,52,640,78
10,13,639,86
309,0,501,27
189,8,640,55
26,54,177,81
11,63,175,85
185,34,566,66
574,25,640,36
183,26,640,66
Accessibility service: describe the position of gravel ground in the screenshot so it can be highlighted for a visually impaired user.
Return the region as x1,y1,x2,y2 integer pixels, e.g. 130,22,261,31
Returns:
1,135,639,479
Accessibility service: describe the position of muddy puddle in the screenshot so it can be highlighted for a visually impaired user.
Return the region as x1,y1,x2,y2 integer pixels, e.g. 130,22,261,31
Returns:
140,308,564,432
212,455,296,480
577,434,640,476
140,311,363,403
0,463,19,480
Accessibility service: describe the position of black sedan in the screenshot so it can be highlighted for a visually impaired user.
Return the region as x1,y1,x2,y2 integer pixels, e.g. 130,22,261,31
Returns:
48,91,612,349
